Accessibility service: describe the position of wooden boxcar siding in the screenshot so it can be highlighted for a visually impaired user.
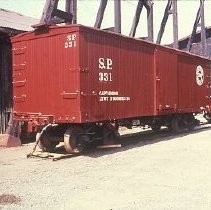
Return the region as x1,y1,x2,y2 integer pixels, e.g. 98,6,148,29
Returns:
13,27,82,122
0,37,12,133
12,25,211,124
80,28,156,122
154,47,178,113
177,54,210,112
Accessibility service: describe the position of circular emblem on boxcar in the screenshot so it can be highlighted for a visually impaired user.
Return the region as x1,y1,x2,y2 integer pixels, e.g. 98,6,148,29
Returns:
196,65,204,86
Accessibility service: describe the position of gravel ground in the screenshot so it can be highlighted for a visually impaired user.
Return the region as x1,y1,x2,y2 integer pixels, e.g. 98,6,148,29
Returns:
1,125,211,210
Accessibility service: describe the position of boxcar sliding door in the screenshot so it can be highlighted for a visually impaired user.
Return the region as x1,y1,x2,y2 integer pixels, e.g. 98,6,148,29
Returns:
155,48,178,114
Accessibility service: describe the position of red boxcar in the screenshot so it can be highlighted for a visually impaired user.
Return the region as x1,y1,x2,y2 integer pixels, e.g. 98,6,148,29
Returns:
12,25,211,153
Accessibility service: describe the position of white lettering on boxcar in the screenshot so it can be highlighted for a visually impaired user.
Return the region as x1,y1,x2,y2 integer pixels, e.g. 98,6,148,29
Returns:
110,97,130,101
98,57,113,82
99,58,112,69
196,65,204,86
99,58,105,69
99,91,119,96
99,72,112,82
65,34,77,48
99,97,109,101
98,91,130,102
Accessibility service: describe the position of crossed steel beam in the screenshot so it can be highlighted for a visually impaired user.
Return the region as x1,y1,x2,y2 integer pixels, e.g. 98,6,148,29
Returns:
40,0,208,56
40,0,77,24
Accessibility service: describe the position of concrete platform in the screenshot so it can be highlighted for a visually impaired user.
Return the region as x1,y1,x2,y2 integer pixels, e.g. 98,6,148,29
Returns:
0,134,21,147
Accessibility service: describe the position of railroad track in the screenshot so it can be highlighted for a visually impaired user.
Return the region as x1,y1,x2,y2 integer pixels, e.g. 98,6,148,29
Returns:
120,122,211,146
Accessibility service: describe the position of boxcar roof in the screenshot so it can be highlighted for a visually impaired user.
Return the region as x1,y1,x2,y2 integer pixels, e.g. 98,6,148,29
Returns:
11,24,211,62
0,8,38,32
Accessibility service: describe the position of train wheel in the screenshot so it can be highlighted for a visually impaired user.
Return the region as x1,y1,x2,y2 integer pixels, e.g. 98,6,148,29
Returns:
186,114,197,131
151,124,161,132
64,127,88,154
167,124,173,132
171,117,182,133
98,124,120,146
204,113,211,123
38,132,59,152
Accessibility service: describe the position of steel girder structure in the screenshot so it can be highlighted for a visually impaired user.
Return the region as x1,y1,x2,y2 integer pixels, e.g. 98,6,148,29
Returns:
187,0,206,56
40,0,209,56
40,0,77,24
129,0,154,42
156,0,178,48
94,0,121,33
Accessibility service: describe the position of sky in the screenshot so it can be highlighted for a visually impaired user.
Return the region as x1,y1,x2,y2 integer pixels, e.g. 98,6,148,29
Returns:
0,0,211,44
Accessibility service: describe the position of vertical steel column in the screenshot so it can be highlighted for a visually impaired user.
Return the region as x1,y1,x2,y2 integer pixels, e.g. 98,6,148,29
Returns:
156,0,172,44
40,0,59,23
94,0,108,28
187,0,206,56
172,0,178,49
145,0,154,42
129,0,153,41
65,0,72,23
73,0,77,23
200,0,206,56
129,0,144,37
186,8,200,51
114,0,121,33
65,0,71,14
156,0,178,48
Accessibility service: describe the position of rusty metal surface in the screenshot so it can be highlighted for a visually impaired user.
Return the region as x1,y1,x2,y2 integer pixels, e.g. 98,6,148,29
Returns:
12,25,211,124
